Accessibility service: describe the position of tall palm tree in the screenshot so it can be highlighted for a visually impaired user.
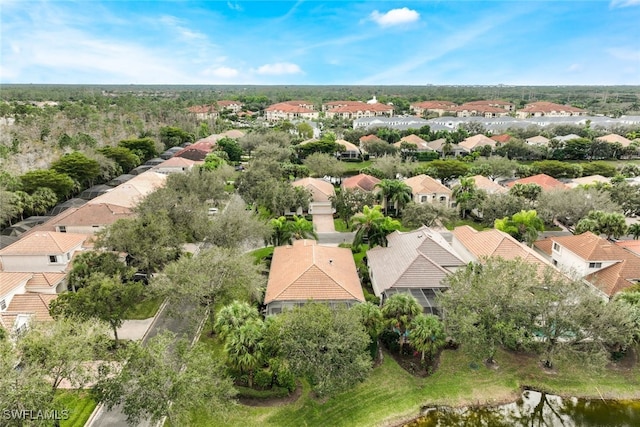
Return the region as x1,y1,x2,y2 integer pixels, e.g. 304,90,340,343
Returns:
381,293,422,352
268,216,293,246
375,179,412,216
452,177,478,219
351,302,384,340
409,314,446,363
629,223,640,240
289,215,318,241
351,205,401,248
214,301,260,341
224,319,265,388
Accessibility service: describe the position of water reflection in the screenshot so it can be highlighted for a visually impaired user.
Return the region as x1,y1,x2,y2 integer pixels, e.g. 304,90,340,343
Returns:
406,390,640,427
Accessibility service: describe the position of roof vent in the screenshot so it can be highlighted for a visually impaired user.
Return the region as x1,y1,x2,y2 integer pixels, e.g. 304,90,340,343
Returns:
329,259,333,265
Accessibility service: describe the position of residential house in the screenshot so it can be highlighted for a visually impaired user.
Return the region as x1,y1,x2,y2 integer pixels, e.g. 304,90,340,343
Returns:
410,101,457,117
264,240,364,315
616,240,640,256
525,135,551,146
394,134,433,152
173,140,217,161
490,134,513,144
216,100,244,114
187,105,219,120
341,173,381,193
154,157,202,175
336,139,361,160
0,272,32,313
469,175,508,194
596,134,633,148
426,138,466,157
0,231,87,275
48,203,133,235
87,171,167,209
367,227,465,315
353,116,430,131
323,101,393,119
265,101,319,122
516,102,587,118
534,232,640,298
404,175,452,207
505,174,568,192
567,175,611,188
553,134,582,143
449,101,511,118
459,134,497,153
1,293,58,333
291,177,335,215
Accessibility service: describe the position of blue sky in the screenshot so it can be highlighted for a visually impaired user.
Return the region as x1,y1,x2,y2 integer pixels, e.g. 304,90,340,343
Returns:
1,0,639,85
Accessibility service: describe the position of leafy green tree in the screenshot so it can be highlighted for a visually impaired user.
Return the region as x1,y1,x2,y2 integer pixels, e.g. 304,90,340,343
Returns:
296,139,345,158
98,146,141,172
531,160,582,178
296,122,314,139
495,210,545,246
381,293,422,353
401,201,457,229
607,180,640,216
214,301,261,341
0,187,19,226
207,196,271,248
351,301,384,340
67,251,135,292
303,152,346,177
273,303,371,397
50,273,144,345
574,211,628,239
509,183,542,203
27,187,58,216
20,169,75,200
361,140,398,157
352,205,401,248
478,192,529,226
51,152,102,188
268,216,294,246
409,314,446,363
216,137,243,162
452,177,483,219
159,126,194,150
330,188,376,229
289,215,318,240
118,137,158,162
629,223,640,240
425,160,470,185
94,332,236,426
375,179,412,215
202,153,227,171
537,187,622,226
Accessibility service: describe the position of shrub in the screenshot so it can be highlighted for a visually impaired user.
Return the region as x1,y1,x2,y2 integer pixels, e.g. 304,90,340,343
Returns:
379,329,401,354
274,365,296,393
254,369,274,390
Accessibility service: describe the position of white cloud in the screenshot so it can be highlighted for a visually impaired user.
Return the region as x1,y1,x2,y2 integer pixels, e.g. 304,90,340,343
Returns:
610,0,640,8
203,66,239,78
370,7,420,27
256,62,302,75
567,63,583,72
608,47,640,61
227,2,243,12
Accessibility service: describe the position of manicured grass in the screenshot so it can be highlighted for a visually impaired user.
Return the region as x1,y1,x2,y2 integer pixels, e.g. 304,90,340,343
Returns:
55,390,97,427
188,346,640,427
124,295,164,320
333,218,350,232
444,219,487,231
248,246,274,264
341,160,372,172
352,244,369,270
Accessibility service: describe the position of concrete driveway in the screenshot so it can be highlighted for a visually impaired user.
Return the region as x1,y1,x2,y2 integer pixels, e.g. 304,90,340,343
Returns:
312,214,335,233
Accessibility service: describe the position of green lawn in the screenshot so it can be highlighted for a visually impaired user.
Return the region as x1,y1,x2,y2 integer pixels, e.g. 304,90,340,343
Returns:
341,160,372,172
55,390,97,427
334,218,350,232
352,244,369,270
186,346,640,427
444,219,487,231
124,295,164,320
248,246,274,264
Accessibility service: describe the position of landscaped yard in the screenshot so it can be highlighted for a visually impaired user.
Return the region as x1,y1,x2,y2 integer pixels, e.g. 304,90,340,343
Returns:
248,246,274,264
124,295,164,320
183,346,640,427
56,390,97,427
334,218,350,232
340,160,372,173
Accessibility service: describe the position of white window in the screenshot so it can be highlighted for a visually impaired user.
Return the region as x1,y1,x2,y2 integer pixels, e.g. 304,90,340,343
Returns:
420,196,427,203
589,262,602,269
0,299,6,310
49,255,58,263
553,243,560,252
58,225,66,233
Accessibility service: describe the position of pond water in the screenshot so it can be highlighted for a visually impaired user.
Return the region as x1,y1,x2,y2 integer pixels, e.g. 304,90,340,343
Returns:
405,390,640,426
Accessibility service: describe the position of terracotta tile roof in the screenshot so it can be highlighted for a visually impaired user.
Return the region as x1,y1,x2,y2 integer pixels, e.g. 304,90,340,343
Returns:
25,273,66,292
367,227,464,294
336,139,360,152
0,272,32,297
596,134,633,147
50,203,133,228
359,134,386,144
341,174,381,192
459,134,497,151
410,101,456,109
329,103,393,113
567,175,610,188
217,100,243,107
265,102,315,113
324,100,367,108
490,134,512,143
464,100,514,108
505,174,568,191
88,171,167,208
0,232,87,256
292,178,335,202
156,157,201,168
395,134,431,150
451,104,507,114
452,225,550,269
534,232,640,296
519,101,586,114
265,240,364,304
471,175,507,194
404,175,451,195
526,135,551,145
616,240,640,256
5,293,57,321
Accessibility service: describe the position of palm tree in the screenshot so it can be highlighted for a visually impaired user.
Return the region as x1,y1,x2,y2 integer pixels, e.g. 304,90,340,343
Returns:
629,223,640,240
375,179,412,216
351,205,401,248
452,177,480,219
289,215,318,241
214,301,260,341
268,216,293,246
409,314,446,363
224,319,265,388
351,302,384,340
381,293,422,353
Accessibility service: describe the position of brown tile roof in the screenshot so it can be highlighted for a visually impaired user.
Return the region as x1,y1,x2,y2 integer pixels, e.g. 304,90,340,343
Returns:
88,171,167,208
6,293,57,321
459,134,497,151
616,240,640,256
341,174,381,192
217,100,243,107
404,175,451,195
292,178,335,202
453,225,550,269
451,104,507,114
359,134,386,144
519,101,586,114
0,232,87,256
156,157,200,168
265,240,364,304
25,273,66,292
336,139,360,153
265,102,315,113
0,272,32,297
410,101,456,109
505,174,568,191
367,227,464,294
567,175,610,188
395,134,431,150
330,103,393,113
50,203,133,228
490,134,512,143
596,134,633,147
534,232,640,297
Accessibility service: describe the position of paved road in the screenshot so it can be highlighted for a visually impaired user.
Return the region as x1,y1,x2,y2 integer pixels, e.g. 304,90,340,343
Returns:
88,302,199,427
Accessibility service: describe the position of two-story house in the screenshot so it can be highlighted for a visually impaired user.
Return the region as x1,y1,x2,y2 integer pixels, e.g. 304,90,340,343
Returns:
403,174,452,207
